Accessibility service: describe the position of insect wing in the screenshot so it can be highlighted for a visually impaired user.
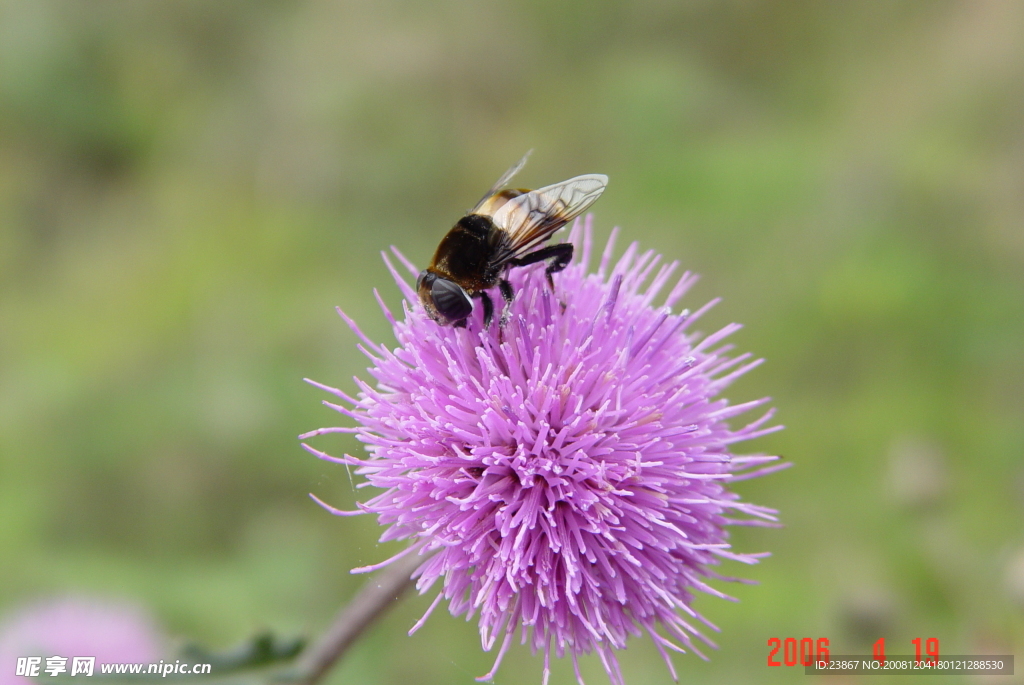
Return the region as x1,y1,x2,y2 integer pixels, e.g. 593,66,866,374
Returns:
471,150,533,213
489,174,608,263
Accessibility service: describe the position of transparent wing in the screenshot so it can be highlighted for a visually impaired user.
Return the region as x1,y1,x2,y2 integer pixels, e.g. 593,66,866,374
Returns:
489,174,608,264
471,150,533,213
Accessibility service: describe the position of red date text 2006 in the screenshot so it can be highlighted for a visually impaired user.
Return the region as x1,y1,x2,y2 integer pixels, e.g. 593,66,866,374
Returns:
767,638,829,667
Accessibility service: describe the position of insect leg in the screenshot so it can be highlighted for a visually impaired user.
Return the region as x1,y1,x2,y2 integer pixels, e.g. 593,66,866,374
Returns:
511,243,574,291
476,291,494,327
498,279,515,327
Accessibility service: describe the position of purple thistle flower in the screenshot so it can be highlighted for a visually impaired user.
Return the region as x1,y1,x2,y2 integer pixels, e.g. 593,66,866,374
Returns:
302,218,786,685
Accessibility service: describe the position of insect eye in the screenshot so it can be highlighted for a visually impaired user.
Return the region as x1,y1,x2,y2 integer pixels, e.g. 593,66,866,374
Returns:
416,270,429,291
430,278,473,322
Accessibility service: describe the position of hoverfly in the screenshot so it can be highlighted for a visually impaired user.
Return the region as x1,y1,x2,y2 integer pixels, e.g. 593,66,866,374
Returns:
417,152,607,327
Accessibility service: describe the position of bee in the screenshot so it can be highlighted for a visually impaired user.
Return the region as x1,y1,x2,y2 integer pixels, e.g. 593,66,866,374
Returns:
417,152,608,327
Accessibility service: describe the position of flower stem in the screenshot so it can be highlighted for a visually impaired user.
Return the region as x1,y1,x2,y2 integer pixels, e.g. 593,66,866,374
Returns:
294,550,422,685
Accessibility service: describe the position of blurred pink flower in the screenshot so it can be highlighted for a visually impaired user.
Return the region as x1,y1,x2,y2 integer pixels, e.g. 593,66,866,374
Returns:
0,596,163,685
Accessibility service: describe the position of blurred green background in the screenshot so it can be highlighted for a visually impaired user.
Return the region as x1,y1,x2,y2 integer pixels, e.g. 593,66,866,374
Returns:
2,1,1023,683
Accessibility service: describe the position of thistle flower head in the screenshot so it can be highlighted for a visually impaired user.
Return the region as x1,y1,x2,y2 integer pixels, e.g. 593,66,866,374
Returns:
303,219,786,685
